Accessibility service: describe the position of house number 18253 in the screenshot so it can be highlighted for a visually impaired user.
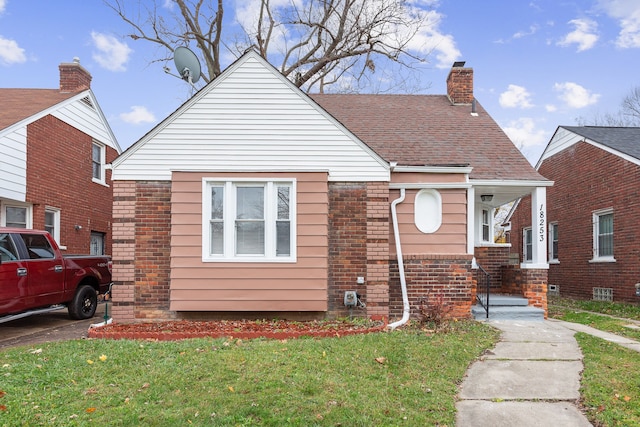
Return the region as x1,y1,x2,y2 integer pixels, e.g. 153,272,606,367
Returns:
539,204,545,242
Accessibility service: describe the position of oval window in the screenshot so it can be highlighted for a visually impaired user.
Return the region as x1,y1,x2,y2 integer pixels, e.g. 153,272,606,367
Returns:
414,189,442,233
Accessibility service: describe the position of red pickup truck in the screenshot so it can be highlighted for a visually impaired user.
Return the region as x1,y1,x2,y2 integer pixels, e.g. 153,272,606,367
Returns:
0,228,112,323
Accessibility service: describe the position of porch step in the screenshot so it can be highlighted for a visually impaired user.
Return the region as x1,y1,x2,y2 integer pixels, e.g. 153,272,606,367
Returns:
472,295,545,321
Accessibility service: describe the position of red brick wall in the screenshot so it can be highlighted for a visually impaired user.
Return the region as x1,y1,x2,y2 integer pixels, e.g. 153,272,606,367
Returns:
328,183,369,317
474,246,510,290
389,255,474,320
502,266,548,316
134,182,172,319
511,141,640,302
25,115,115,254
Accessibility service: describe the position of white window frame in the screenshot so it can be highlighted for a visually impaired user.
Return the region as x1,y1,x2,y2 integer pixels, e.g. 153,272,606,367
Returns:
1,202,32,228
481,208,491,243
92,141,106,184
591,208,615,263
548,222,558,263
44,207,61,244
523,227,533,263
202,178,297,262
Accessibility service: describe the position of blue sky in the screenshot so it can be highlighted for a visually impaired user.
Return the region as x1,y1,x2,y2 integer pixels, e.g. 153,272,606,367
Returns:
1,0,639,164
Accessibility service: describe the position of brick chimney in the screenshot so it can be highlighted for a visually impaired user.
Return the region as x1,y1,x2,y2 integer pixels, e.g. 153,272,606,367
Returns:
447,61,473,105
59,57,92,92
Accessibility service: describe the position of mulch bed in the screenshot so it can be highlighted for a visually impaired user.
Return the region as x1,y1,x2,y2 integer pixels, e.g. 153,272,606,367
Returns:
87,319,387,341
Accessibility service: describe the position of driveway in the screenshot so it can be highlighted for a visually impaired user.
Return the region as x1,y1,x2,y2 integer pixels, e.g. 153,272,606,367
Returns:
0,303,108,350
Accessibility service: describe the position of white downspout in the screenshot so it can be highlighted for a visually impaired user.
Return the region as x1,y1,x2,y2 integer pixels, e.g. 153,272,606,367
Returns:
387,188,410,330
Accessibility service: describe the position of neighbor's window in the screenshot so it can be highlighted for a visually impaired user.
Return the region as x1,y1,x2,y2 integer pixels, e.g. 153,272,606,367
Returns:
92,142,106,183
592,209,614,261
548,222,558,262
523,227,533,262
203,179,295,261
45,208,60,243
4,206,29,228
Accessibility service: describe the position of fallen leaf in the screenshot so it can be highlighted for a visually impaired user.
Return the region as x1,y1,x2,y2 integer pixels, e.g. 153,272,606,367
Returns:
86,407,96,413
30,349,42,354
624,396,632,402
375,357,386,364
99,355,107,362
228,386,235,393
597,405,606,413
86,360,94,365
0,405,6,411
141,383,150,389
0,390,5,398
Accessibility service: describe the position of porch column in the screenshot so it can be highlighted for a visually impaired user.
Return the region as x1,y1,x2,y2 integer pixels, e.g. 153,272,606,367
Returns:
524,186,548,269
467,186,475,257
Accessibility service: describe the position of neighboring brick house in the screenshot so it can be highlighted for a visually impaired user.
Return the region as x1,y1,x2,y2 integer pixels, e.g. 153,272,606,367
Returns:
110,50,551,323
0,58,121,255
508,126,640,303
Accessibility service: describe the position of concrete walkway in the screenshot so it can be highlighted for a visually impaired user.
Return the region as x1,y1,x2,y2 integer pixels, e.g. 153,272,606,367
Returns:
456,320,593,427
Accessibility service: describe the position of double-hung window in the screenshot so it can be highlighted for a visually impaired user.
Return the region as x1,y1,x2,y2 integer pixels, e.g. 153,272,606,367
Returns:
203,179,295,262
92,142,106,184
481,209,491,242
45,207,61,244
592,209,614,261
548,222,558,262
3,205,30,228
523,227,533,262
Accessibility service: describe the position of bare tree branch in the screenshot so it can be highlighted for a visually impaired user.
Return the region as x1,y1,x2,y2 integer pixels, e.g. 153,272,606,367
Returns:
105,0,434,93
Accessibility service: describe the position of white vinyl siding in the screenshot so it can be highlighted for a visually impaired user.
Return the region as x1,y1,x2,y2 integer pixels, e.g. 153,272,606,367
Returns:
0,128,27,201
113,53,388,182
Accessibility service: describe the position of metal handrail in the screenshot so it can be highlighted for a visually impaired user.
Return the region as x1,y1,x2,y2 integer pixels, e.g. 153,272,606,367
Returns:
476,265,491,319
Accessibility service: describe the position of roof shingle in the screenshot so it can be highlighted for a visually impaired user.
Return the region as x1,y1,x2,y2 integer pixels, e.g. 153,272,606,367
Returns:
311,94,546,181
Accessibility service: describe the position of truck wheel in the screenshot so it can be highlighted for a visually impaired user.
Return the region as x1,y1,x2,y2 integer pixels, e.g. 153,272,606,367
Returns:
68,285,98,320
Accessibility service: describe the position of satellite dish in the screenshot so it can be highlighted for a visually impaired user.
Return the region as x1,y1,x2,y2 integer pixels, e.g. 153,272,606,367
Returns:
173,46,201,86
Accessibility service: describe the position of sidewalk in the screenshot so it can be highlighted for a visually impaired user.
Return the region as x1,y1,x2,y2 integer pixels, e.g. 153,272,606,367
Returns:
456,320,593,427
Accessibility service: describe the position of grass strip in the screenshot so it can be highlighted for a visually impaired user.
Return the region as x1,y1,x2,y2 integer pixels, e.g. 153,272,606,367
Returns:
0,320,497,426
576,333,640,427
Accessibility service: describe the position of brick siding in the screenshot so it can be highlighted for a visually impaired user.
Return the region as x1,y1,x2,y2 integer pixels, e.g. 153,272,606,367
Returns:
389,255,474,320
25,115,115,254
511,141,640,302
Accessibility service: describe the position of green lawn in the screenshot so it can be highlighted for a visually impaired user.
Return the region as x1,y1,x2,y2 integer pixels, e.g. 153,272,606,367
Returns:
549,296,640,426
0,321,498,426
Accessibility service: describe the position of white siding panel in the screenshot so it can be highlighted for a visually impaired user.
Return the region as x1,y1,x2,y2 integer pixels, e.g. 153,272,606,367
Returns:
0,128,27,201
51,99,115,148
114,55,388,182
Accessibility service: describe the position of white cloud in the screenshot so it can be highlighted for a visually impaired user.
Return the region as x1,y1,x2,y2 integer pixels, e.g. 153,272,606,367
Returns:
0,0,6,13
91,31,132,72
554,82,600,108
557,18,599,51
597,0,640,48
499,84,533,109
0,35,26,66
502,117,548,149
119,106,156,124
513,24,539,39
545,104,557,112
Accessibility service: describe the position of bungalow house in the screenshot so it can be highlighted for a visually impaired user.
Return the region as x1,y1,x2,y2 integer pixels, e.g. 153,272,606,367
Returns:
508,126,640,303
0,58,121,255
109,50,551,323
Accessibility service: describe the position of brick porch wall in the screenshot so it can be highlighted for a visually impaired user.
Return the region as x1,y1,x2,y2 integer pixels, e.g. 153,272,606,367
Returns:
474,246,511,291
502,266,548,317
389,255,474,320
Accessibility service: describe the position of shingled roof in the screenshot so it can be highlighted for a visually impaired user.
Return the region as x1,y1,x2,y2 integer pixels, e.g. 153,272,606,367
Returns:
311,94,546,181
0,88,78,131
562,126,640,161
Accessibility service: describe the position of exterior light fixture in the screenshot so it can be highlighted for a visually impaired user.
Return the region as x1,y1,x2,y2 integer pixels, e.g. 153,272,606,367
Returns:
481,194,493,202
